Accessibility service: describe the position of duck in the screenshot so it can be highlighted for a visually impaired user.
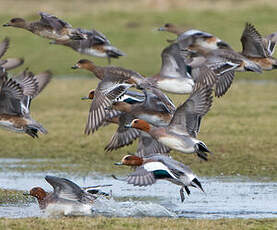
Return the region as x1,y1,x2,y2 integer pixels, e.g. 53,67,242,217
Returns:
126,85,213,161
0,37,24,71
72,42,215,95
82,89,171,155
0,69,51,137
178,39,263,97
158,23,233,51
51,28,125,64
240,23,277,71
78,63,145,135
114,154,205,202
104,112,171,155
3,12,85,42
24,175,110,211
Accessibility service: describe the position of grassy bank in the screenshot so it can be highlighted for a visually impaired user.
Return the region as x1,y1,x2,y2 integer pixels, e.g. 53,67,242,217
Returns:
0,217,276,230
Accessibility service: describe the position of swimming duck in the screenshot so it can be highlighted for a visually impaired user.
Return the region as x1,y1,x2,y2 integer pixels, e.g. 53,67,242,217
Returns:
0,69,51,137
158,23,232,51
0,37,24,71
114,154,205,202
240,23,277,71
25,175,108,211
51,28,125,64
126,85,213,160
3,12,85,42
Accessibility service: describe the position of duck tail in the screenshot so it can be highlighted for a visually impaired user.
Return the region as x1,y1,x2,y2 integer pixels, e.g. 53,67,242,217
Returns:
191,178,205,194
104,45,126,59
25,121,48,138
194,142,212,161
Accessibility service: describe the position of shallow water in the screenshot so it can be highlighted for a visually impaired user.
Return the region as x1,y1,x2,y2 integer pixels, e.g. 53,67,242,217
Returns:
0,162,276,219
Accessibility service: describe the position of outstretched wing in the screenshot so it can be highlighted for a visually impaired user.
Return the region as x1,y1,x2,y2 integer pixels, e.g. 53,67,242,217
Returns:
0,78,24,115
85,74,133,135
39,12,72,30
168,85,213,137
240,23,269,58
45,176,86,202
105,113,140,151
0,37,9,59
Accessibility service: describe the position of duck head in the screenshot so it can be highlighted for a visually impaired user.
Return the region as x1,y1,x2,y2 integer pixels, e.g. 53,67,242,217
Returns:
3,18,27,28
158,23,181,35
125,119,151,132
27,187,47,201
71,59,95,71
82,89,95,100
115,155,143,166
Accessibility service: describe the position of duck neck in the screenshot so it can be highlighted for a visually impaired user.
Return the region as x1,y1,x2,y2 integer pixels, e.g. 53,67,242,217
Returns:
91,66,105,80
168,27,183,35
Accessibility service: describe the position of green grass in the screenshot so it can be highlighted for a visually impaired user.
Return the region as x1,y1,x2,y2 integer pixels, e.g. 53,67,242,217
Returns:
0,217,276,230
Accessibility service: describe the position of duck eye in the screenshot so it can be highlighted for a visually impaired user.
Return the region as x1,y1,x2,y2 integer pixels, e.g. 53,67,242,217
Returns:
134,120,138,124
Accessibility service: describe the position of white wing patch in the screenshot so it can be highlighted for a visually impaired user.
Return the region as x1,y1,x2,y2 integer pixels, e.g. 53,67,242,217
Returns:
144,162,178,179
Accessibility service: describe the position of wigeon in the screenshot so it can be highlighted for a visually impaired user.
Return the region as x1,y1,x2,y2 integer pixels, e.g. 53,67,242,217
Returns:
82,89,170,155
114,154,205,202
178,40,263,97
105,112,171,155
72,43,215,95
147,42,216,94
3,12,85,42
0,37,24,71
79,64,145,135
0,69,51,137
126,85,213,161
240,23,277,71
109,87,175,126
159,23,232,51
25,176,110,211
51,28,125,63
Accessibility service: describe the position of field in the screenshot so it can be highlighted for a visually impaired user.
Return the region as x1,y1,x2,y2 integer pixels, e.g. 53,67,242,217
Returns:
0,0,277,229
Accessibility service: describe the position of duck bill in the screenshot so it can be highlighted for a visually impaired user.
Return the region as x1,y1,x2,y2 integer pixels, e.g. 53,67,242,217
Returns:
23,192,30,196
2,23,10,27
158,27,166,31
71,64,79,69
81,96,90,100
114,162,122,165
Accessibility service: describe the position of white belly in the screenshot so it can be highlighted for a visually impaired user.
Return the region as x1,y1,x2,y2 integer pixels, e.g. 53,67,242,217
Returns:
157,78,194,94
158,136,194,153
80,48,107,58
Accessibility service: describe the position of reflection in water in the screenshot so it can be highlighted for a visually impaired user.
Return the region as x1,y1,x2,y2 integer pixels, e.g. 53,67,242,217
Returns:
0,160,276,219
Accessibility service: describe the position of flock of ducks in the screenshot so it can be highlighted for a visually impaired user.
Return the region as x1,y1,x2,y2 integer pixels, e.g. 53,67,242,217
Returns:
0,12,276,211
